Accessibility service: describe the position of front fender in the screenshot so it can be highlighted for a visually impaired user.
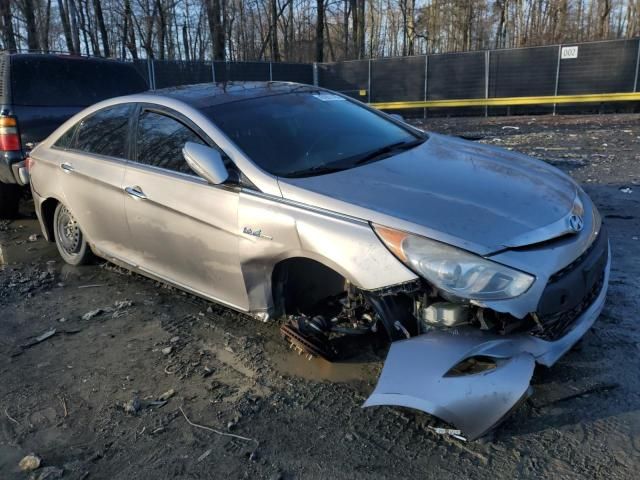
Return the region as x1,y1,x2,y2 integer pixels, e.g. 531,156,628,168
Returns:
238,190,417,312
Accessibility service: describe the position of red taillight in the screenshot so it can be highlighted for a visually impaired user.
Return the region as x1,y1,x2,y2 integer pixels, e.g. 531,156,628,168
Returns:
0,116,21,152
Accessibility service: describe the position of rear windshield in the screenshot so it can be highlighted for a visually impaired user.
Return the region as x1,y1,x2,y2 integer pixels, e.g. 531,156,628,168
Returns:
10,56,148,106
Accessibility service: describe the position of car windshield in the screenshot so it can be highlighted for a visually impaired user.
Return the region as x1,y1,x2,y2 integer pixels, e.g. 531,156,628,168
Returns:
201,91,426,177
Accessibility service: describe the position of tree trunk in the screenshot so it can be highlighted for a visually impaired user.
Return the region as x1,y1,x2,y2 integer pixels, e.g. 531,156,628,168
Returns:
270,0,280,61
350,0,358,58
0,0,17,51
156,0,167,59
182,22,190,61
598,0,612,38
22,0,40,51
357,0,365,58
124,0,137,59
39,0,51,52
92,0,110,56
207,0,225,60
68,0,81,54
315,0,324,62
343,0,349,58
58,0,75,53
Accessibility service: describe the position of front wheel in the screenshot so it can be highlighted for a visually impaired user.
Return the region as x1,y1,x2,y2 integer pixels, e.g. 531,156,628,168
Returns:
53,203,93,265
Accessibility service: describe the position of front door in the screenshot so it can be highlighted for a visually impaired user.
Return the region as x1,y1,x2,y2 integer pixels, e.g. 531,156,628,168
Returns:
123,107,248,310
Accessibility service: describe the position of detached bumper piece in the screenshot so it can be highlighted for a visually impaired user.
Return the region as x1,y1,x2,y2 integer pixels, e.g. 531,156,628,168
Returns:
364,333,535,440
364,241,610,440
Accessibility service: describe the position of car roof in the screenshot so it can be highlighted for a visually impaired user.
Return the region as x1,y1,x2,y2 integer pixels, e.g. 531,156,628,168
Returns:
147,81,317,108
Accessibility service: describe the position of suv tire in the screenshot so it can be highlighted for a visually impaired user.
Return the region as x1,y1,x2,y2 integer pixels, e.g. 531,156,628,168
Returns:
0,183,21,219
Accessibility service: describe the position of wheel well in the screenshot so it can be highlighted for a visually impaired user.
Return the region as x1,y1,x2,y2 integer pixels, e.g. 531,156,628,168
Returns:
41,198,59,242
271,257,347,318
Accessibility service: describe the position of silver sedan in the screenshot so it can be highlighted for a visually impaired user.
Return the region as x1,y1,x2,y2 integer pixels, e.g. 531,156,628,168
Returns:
28,82,609,440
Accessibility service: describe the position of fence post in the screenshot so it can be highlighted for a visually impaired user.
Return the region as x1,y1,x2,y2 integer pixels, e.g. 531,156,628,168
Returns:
423,54,428,120
367,59,372,103
146,57,154,90
269,62,273,81
484,50,489,117
634,38,640,92
313,62,319,86
553,44,562,115
211,62,216,83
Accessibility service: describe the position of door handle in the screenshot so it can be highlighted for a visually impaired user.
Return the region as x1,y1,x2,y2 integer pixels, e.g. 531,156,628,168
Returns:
124,185,147,200
60,162,74,173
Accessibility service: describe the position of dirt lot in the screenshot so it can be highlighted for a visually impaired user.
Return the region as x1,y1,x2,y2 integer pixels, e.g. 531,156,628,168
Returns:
1,114,639,479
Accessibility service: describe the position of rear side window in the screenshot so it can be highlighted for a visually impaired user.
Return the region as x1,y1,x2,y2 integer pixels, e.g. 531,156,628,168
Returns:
135,110,205,174
73,104,132,158
10,56,148,106
53,124,78,149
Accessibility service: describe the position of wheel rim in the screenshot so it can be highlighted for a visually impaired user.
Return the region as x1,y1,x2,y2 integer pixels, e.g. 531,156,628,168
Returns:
56,206,82,255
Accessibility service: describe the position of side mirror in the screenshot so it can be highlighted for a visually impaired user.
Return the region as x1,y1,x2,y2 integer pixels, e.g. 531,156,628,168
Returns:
390,113,405,123
182,141,229,185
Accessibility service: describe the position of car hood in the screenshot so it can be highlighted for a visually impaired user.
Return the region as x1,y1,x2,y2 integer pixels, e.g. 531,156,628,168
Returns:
278,133,579,254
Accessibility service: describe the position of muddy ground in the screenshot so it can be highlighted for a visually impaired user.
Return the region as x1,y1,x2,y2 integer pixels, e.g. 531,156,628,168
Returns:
1,114,639,479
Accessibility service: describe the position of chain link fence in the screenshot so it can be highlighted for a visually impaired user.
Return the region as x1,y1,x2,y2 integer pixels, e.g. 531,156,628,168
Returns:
128,38,639,117
132,59,313,90
317,38,640,116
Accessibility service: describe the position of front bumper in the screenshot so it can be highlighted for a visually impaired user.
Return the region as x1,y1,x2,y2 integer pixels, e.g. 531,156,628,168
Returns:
364,242,610,440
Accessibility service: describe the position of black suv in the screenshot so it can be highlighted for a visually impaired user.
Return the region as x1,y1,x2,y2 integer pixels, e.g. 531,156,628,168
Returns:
0,53,148,217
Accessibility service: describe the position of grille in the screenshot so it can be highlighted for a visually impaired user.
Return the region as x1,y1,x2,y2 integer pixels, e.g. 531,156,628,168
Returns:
534,271,605,341
548,234,600,283
533,228,608,341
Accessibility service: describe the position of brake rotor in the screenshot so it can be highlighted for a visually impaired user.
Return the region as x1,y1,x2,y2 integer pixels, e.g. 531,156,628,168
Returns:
280,320,337,361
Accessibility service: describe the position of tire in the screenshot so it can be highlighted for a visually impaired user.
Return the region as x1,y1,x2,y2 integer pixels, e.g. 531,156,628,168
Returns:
0,182,21,219
53,203,93,265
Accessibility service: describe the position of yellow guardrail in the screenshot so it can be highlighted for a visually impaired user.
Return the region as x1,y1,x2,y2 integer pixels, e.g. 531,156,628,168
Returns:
370,92,640,110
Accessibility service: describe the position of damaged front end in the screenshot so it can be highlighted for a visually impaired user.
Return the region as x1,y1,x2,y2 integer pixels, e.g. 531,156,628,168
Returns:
280,218,610,440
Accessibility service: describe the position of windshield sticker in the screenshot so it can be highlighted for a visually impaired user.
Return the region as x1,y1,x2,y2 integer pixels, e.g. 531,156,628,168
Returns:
312,93,346,102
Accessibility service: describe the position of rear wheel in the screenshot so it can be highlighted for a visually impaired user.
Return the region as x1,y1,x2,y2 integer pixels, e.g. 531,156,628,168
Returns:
0,182,21,219
53,203,93,265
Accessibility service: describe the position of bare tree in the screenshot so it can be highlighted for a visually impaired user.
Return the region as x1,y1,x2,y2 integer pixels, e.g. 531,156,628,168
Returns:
18,0,40,50
206,0,224,60
315,0,324,61
0,0,17,51
0,0,637,63
93,0,110,56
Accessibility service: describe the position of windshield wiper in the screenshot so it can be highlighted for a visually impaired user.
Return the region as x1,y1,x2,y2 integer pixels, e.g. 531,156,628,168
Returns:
286,164,350,178
351,137,427,166
285,136,427,178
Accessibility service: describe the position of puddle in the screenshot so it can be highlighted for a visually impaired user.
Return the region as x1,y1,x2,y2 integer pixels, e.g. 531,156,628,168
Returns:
270,349,374,383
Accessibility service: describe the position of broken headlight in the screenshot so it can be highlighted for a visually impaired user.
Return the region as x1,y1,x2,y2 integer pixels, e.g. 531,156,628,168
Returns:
373,225,534,301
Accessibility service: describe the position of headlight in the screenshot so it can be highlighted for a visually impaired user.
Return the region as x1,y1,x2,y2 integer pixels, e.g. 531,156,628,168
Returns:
373,225,534,301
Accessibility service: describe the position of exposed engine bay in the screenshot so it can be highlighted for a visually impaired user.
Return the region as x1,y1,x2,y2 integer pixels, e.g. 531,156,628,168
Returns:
279,225,610,440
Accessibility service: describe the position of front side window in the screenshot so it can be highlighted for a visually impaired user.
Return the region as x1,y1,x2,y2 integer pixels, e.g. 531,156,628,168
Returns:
73,104,132,158
136,110,205,174
202,91,425,178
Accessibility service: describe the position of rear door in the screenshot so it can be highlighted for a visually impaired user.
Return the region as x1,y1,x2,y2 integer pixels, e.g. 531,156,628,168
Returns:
122,106,248,310
56,103,134,260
